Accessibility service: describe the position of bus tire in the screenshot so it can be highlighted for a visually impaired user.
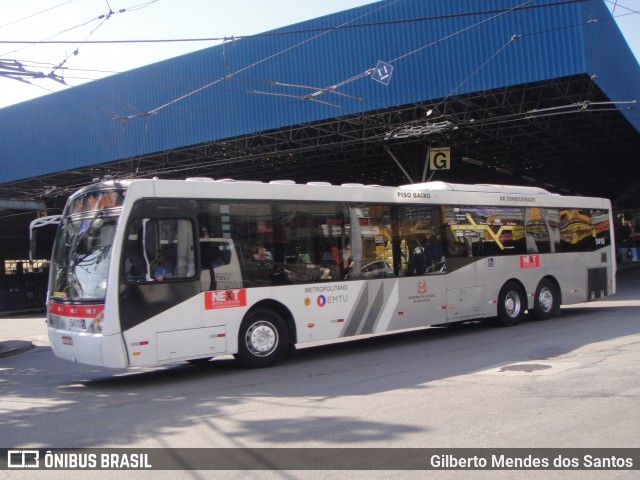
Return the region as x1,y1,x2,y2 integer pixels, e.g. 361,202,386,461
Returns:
531,278,559,321
235,308,289,368
497,281,525,327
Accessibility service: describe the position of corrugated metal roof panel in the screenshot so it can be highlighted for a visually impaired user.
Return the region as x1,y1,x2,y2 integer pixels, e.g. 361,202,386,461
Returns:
0,0,637,183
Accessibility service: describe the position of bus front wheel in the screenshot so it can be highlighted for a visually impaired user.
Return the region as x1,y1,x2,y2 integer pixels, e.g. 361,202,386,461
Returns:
497,281,526,327
235,308,289,368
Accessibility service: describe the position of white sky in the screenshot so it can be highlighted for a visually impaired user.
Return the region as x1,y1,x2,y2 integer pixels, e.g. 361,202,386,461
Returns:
0,0,638,109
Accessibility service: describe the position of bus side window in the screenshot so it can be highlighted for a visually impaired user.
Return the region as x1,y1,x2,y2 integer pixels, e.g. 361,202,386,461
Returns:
200,239,239,290
396,205,443,276
273,202,350,284
123,221,147,281
525,207,551,254
443,206,527,257
559,208,611,252
123,218,195,283
444,226,468,257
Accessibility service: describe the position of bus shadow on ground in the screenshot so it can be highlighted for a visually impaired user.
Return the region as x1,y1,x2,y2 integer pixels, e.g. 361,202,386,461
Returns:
81,304,640,398
3,303,639,449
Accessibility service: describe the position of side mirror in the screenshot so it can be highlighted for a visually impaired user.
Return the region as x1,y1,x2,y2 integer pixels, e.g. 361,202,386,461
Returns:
30,228,37,262
29,215,62,261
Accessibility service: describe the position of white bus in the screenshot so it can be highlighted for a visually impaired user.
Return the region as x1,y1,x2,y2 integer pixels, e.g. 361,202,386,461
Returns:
41,178,615,369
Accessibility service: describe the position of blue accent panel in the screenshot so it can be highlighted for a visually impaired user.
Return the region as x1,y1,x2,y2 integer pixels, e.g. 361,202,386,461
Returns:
0,0,638,183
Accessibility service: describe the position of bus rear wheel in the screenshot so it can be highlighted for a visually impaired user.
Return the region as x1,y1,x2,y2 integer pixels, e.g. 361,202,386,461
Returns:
497,281,526,327
235,308,289,368
531,278,559,321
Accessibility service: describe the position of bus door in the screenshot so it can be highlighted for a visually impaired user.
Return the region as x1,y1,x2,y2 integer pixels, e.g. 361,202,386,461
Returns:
394,205,447,328
443,207,484,322
119,212,231,365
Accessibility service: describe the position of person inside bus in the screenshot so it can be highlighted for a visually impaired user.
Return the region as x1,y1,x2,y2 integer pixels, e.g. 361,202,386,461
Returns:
426,233,443,270
411,238,427,275
152,252,175,281
344,256,355,279
85,194,98,211
320,243,340,279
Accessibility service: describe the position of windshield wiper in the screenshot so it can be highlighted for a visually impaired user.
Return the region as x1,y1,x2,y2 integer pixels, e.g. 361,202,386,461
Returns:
70,210,105,265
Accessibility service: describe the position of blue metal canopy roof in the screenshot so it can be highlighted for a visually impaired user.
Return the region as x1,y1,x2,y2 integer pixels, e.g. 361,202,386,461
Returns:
0,0,638,189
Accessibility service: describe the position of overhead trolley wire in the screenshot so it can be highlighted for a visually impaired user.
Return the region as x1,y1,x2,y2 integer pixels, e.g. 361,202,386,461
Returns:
0,0,77,29
1,1,628,98
382,0,639,138
0,0,591,46
105,0,405,120
0,0,159,85
117,0,545,119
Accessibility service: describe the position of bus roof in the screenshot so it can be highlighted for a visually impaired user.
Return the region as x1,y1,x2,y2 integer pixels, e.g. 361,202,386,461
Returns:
82,176,610,210
169,177,557,196
399,181,554,195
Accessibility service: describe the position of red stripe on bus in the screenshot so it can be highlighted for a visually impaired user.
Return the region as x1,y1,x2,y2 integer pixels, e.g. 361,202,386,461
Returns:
49,303,105,317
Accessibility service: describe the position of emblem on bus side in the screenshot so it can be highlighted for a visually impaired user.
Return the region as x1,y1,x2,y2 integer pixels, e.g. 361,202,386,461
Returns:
204,289,247,310
520,255,540,268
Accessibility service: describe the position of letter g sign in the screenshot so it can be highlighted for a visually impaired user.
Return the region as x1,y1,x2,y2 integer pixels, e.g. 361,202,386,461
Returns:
429,147,451,170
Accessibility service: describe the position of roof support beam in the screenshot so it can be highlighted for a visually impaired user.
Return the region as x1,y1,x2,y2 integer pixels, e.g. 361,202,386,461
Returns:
0,199,45,211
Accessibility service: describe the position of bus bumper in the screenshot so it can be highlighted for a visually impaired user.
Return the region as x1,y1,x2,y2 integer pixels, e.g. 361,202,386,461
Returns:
48,328,128,368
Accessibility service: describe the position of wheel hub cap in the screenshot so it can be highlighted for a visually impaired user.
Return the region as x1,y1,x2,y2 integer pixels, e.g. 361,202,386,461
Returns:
247,321,277,355
505,292,521,317
538,287,553,312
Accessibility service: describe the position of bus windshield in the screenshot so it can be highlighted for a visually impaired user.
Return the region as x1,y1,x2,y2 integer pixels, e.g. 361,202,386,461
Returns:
49,190,123,302
50,215,118,301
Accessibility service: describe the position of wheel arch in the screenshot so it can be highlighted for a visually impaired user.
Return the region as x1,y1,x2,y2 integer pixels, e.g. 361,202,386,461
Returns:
246,299,297,345
501,277,527,298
